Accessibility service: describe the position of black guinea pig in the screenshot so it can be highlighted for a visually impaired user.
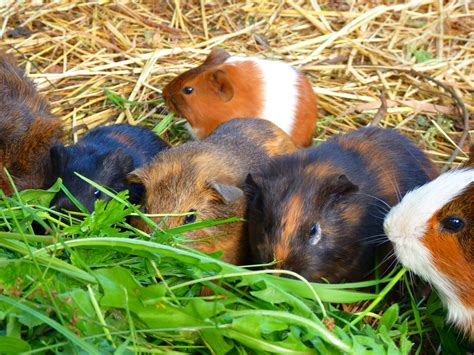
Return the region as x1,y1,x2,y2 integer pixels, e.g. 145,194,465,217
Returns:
245,127,438,282
51,124,168,212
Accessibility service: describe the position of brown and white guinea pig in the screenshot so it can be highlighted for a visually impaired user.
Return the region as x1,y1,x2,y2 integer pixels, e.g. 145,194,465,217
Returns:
384,148,474,339
128,118,296,264
245,127,438,282
50,124,169,212
162,48,317,148
0,52,63,195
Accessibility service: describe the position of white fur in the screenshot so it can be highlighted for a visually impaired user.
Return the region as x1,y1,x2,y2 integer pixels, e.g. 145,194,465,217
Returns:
225,56,299,135
384,169,474,331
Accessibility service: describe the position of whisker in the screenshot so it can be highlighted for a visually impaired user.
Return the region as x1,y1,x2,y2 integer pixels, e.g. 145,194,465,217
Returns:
368,211,389,222
356,192,392,211
362,233,387,240
390,177,403,204
380,255,400,277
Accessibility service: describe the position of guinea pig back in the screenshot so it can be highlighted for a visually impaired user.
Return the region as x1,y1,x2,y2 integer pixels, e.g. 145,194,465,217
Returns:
129,118,296,264
384,163,473,338
246,127,437,282
0,52,63,195
162,48,317,147
51,124,168,212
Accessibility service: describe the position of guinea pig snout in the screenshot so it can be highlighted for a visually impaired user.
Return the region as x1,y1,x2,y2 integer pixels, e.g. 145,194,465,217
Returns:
163,92,177,113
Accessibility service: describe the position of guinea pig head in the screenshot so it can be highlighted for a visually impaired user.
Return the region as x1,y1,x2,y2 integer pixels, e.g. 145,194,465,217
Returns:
246,166,367,282
384,169,474,338
162,48,237,138
50,145,137,212
128,146,249,264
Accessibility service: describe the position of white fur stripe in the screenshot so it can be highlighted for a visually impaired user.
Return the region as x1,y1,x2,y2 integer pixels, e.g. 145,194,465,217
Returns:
225,56,298,135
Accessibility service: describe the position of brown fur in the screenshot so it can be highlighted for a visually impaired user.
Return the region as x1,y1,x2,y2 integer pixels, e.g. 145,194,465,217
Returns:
293,75,318,147
246,127,437,282
422,182,474,338
163,48,317,147
130,119,296,264
0,52,63,195
425,184,474,308
277,194,304,266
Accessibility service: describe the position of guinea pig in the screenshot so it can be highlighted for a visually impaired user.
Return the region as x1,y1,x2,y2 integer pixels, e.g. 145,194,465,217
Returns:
245,127,438,282
50,124,168,212
384,151,473,339
128,118,296,264
0,51,63,195
162,48,317,148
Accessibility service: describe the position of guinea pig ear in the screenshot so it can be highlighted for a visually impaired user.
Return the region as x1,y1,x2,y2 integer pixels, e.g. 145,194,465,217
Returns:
209,181,244,205
50,144,68,173
127,168,146,185
210,69,234,102
244,173,264,210
244,173,262,198
330,174,359,196
203,48,230,66
101,149,134,174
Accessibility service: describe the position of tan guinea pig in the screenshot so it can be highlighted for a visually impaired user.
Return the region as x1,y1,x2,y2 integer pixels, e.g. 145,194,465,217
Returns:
128,118,296,264
384,150,474,339
0,52,63,195
162,48,317,148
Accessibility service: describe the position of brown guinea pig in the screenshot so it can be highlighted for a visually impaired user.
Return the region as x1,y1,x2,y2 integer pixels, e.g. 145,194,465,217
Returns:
162,48,317,148
128,118,296,264
384,149,473,339
0,52,63,195
245,127,438,282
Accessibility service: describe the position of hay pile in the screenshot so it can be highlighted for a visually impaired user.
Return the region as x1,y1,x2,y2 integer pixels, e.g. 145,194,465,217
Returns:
2,0,473,168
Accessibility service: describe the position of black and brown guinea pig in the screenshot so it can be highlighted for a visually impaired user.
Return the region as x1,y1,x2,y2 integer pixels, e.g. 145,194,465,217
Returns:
162,48,317,148
384,147,473,339
50,124,168,212
0,51,63,195
245,127,438,282
128,118,296,264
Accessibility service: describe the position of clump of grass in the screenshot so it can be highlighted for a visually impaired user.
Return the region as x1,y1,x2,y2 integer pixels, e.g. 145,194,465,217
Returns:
0,180,471,353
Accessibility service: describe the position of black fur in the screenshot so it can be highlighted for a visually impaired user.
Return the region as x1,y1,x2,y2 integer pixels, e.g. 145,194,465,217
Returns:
246,127,437,282
51,124,168,212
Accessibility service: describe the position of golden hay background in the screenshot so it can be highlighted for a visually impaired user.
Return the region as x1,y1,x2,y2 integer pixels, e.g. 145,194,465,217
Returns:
1,0,473,168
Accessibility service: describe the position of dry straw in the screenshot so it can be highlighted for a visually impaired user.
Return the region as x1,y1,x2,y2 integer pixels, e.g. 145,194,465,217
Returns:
1,0,472,168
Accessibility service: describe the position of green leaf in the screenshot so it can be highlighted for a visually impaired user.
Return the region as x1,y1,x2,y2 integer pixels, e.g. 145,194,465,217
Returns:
353,335,385,353
0,295,100,354
104,88,163,108
222,329,312,354
95,267,207,329
201,329,234,354
18,178,62,206
379,304,399,330
153,112,175,135
0,336,31,353
415,50,432,63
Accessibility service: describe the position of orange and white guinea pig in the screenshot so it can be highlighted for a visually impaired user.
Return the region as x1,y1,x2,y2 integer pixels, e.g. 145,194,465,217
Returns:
162,48,317,147
384,152,473,339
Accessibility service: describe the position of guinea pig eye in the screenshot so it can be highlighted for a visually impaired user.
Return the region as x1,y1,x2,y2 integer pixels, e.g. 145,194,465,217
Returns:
308,223,321,246
93,189,101,199
183,209,197,225
182,87,194,95
441,216,465,232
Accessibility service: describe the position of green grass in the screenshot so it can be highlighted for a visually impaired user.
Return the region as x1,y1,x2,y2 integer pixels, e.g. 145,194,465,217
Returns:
0,176,471,354
0,94,470,352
